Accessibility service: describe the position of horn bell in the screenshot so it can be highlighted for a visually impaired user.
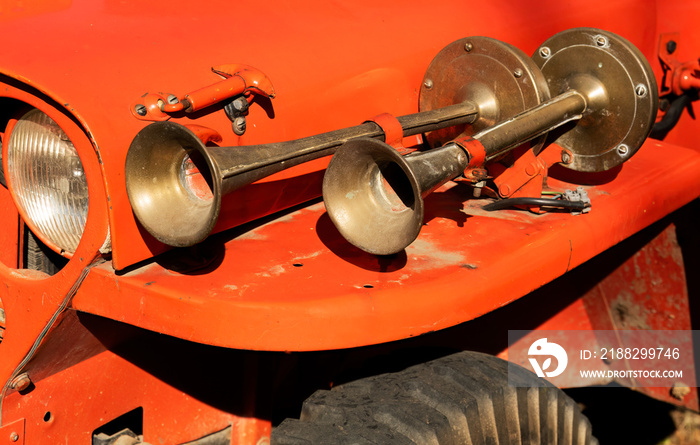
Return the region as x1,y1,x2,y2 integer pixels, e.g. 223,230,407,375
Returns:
322,138,469,255
125,122,222,247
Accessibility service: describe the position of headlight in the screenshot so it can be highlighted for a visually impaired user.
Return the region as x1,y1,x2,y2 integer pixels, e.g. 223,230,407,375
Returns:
5,108,89,255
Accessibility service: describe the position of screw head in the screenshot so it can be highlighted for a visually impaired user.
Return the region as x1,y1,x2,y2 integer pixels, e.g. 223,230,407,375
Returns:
423,79,433,89
617,144,629,156
134,104,147,116
9,432,18,442
539,47,551,58
167,94,179,105
10,373,31,392
596,35,608,47
561,151,572,164
464,42,473,52
635,84,648,97
233,116,247,135
513,68,523,78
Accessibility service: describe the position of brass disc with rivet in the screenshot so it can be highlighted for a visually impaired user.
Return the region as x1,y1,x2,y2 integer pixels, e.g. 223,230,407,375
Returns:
420,36,551,149
532,28,658,172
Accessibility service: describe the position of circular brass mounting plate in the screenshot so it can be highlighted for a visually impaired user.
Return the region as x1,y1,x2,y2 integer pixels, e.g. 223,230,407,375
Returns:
420,36,550,149
533,28,658,172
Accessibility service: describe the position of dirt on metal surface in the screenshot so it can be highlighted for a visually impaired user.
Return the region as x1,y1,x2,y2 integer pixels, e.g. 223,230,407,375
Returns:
665,409,700,444
566,386,700,444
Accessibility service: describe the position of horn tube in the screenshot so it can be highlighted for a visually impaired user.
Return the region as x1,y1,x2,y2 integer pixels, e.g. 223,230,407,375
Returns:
322,139,471,255
323,91,588,255
323,27,658,256
125,102,479,247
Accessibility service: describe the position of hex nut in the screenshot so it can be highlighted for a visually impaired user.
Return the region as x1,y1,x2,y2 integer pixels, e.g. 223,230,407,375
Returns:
10,373,31,392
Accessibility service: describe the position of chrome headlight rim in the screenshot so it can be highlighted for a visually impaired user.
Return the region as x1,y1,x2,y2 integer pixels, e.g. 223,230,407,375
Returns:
0,80,112,281
3,106,91,257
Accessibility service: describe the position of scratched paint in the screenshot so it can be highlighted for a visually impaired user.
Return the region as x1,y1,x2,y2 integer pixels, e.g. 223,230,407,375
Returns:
406,238,466,271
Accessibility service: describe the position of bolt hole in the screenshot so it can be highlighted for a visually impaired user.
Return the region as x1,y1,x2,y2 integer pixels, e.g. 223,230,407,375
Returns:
292,263,303,267
43,412,52,423
363,284,374,289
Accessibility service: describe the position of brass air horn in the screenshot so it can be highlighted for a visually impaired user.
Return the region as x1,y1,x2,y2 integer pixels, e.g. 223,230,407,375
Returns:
322,28,658,255
125,103,480,247
125,34,549,247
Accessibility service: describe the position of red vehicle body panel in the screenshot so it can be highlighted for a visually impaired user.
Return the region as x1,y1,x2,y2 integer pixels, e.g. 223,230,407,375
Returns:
71,140,700,351
0,0,662,269
0,0,699,443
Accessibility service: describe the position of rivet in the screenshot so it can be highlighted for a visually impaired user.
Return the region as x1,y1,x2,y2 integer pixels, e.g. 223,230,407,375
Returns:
513,68,523,78
525,163,538,176
635,84,648,97
539,47,551,58
134,104,147,116
423,79,434,89
464,42,473,52
617,144,629,156
10,373,31,392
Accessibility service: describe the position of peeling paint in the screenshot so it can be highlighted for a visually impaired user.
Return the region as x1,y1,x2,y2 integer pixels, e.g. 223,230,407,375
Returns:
611,291,652,329
256,264,286,278
406,239,466,270
387,273,412,285
237,210,307,241
292,251,323,262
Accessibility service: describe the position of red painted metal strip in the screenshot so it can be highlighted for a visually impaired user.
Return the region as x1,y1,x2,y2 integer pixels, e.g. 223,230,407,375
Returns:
70,139,700,351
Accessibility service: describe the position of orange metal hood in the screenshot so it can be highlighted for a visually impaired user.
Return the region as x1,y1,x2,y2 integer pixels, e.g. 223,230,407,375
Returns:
0,0,659,269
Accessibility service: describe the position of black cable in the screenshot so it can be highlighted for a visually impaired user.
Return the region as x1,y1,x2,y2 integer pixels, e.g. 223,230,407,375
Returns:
482,197,588,211
650,93,695,140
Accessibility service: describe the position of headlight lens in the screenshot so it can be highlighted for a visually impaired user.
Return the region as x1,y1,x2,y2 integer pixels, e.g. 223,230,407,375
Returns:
6,109,89,254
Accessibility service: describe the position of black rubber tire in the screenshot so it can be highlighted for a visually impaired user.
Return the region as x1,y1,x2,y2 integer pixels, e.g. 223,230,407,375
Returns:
272,351,598,445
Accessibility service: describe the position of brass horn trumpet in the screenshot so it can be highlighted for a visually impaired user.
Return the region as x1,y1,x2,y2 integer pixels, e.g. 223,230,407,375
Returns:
323,28,657,255
125,103,479,247
126,35,550,247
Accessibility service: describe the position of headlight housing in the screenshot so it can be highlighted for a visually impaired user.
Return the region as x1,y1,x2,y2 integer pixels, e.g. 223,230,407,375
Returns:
4,108,89,255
